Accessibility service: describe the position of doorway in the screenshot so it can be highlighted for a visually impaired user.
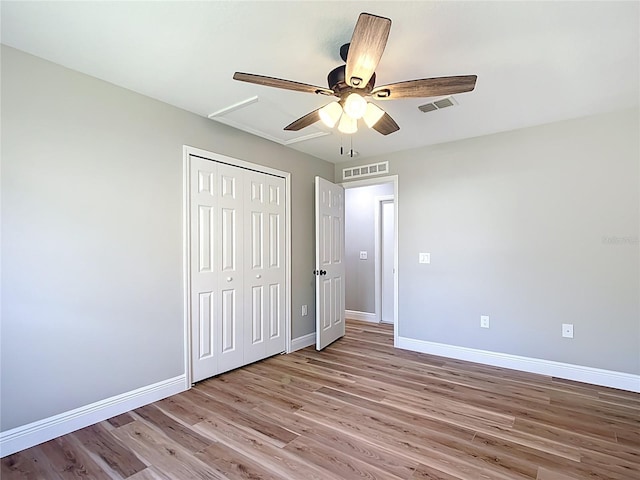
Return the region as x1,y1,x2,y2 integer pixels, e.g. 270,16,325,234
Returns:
342,176,398,342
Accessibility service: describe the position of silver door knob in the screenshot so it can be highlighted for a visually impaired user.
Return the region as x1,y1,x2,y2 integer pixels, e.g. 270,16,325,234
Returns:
256,274,261,279
226,277,232,282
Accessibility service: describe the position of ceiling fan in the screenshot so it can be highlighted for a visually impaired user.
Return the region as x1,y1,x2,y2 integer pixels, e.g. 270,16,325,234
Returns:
233,12,477,136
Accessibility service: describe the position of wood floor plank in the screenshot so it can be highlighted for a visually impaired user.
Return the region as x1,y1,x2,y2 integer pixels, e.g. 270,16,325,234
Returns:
38,435,113,479
133,403,213,453
111,420,226,480
71,422,147,478
3,320,638,479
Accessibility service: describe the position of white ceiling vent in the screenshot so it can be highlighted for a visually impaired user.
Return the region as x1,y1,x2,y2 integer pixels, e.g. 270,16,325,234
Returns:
419,96,459,113
343,161,389,180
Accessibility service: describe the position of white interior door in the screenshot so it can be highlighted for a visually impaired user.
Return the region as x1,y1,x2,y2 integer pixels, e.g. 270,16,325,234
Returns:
214,163,245,374
243,172,286,364
381,200,395,323
190,157,218,382
190,154,286,382
315,176,345,350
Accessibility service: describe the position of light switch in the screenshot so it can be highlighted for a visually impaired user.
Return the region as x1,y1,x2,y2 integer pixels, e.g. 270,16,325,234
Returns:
359,251,368,260
419,252,430,264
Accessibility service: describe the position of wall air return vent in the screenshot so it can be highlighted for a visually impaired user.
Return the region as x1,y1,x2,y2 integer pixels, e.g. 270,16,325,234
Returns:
418,95,458,113
343,161,389,180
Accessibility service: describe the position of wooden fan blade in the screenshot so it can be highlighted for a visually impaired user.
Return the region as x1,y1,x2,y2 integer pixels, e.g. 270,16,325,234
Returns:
371,75,477,100
372,112,400,135
233,72,334,96
345,13,391,89
284,108,321,131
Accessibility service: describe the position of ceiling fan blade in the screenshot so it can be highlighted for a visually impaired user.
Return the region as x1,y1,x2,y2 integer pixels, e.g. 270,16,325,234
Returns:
233,72,334,96
371,75,477,100
284,108,322,131
372,112,400,135
345,13,391,89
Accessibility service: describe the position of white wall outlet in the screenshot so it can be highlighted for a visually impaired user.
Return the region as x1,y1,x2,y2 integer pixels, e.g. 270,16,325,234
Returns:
480,315,490,328
301,305,308,316
419,252,430,264
562,323,574,338
359,251,368,260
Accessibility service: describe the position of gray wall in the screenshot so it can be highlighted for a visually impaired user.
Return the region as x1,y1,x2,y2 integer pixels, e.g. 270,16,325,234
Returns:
0,45,333,431
338,108,639,375
345,183,393,313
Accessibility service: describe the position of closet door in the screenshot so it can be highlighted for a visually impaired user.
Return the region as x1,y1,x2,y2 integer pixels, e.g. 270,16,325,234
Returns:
244,172,286,363
216,163,245,374
190,157,219,382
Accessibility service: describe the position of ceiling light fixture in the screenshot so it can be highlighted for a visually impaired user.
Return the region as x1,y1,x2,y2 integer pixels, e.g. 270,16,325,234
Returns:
318,102,343,128
338,113,357,134
343,93,368,119
363,102,385,128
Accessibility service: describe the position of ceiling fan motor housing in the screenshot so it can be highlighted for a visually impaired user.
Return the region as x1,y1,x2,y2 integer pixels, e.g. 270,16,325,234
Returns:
328,65,376,97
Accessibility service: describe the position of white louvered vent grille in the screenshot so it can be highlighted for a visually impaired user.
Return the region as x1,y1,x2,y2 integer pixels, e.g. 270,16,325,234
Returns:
343,161,389,180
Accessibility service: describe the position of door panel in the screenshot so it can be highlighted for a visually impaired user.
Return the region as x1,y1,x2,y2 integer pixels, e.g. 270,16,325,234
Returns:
381,200,395,323
216,163,244,374
244,172,286,362
191,157,218,382
315,176,346,350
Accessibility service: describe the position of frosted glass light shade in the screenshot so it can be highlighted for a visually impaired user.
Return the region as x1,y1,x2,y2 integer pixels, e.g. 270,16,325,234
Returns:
343,93,367,119
318,102,343,128
363,102,385,128
338,114,357,134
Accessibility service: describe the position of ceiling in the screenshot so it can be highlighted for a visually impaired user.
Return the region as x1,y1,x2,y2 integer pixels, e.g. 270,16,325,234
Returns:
2,1,638,164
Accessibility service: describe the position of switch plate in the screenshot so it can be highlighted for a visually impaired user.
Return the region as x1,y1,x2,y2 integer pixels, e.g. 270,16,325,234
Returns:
419,252,431,264
562,323,574,338
359,251,368,260
301,305,308,316
480,315,490,328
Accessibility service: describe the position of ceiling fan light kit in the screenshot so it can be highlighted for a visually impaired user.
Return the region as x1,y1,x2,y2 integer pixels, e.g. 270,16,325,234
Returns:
338,113,358,134
318,102,343,128
233,12,477,143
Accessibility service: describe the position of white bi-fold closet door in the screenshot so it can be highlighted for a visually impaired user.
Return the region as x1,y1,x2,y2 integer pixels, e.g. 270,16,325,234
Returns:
190,154,286,383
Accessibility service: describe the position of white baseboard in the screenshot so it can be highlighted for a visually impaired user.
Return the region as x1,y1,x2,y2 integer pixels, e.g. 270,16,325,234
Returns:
345,310,378,323
0,374,188,458
396,336,640,393
290,332,315,352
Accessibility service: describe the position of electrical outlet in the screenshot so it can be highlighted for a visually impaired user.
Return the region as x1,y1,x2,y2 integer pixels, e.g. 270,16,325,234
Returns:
480,315,490,328
419,253,430,264
301,305,308,316
562,323,574,338
359,251,368,260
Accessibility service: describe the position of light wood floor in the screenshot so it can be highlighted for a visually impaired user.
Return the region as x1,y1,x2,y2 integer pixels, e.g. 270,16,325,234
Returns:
3,320,639,479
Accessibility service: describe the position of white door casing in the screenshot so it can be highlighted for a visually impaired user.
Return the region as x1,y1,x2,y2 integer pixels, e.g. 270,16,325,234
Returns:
187,149,288,383
315,176,346,350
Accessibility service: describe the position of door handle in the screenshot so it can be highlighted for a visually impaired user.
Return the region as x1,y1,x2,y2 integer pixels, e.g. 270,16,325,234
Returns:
313,270,327,276
256,274,261,279
226,277,233,282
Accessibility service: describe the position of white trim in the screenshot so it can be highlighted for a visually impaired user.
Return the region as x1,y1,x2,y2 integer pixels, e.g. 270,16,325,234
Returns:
345,309,378,323
397,336,640,393
182,146,293,371
0,375,187,458
208,97,330,146
290,332,316,352
341,175,399,349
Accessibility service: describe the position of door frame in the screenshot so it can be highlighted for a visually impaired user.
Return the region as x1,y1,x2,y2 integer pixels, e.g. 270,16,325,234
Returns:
374,194,395,325
182,145,292,386
341,175,399,347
